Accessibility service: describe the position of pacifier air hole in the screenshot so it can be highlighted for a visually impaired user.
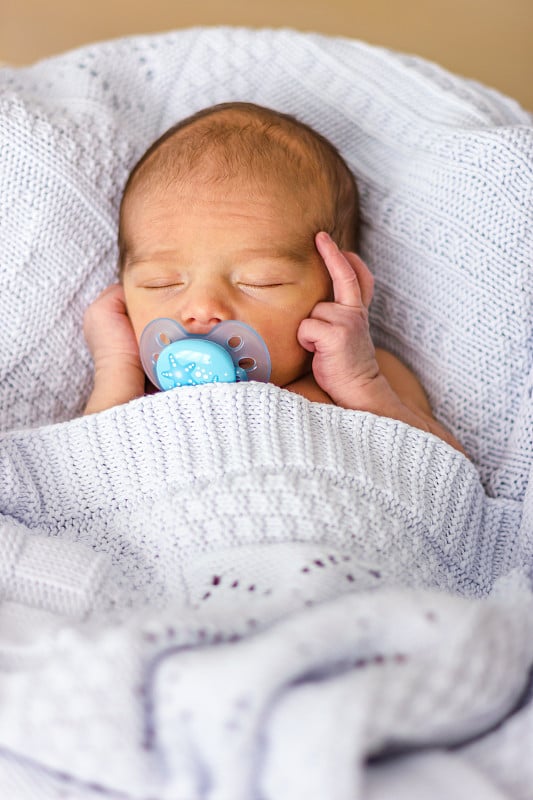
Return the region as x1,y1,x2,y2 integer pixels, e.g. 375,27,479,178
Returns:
238,357,256,371
158,332,171,347
227,335,244,350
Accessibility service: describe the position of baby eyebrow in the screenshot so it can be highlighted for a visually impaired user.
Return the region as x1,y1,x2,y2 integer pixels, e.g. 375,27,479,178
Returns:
123,252,179,272
238,244,312,265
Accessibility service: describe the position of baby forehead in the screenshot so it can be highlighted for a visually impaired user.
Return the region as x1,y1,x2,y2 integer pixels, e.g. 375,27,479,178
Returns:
122,158,328,245
123,208,320,264
120,183,323,269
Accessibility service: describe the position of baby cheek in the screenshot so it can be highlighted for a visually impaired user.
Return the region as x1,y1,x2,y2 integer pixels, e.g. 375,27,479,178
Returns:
268,328,313,385
124,296,151,344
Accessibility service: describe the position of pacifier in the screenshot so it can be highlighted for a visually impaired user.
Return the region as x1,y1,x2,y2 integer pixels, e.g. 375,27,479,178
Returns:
139,318,271,391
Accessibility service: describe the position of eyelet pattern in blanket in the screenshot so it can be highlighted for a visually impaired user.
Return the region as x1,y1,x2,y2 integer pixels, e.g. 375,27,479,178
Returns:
0,27,531,499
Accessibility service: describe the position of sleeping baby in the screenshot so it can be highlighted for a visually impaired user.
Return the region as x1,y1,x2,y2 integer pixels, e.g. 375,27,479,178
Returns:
83,101,464,453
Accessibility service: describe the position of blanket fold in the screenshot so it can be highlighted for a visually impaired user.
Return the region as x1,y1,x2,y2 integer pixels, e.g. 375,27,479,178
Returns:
0,384,525,605
0,383,532,799
0,518,110,618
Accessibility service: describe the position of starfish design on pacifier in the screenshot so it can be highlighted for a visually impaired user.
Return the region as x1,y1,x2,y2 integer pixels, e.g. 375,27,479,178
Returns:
159,355,198,387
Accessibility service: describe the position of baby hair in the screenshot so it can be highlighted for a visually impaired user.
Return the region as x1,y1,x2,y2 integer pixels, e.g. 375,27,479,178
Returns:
119,102,360,268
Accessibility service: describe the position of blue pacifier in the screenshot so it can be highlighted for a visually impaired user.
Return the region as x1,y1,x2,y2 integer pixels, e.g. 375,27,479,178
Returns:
139,318,271,390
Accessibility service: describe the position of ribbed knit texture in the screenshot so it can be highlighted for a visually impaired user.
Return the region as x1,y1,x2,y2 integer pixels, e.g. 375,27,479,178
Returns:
0,26,532,800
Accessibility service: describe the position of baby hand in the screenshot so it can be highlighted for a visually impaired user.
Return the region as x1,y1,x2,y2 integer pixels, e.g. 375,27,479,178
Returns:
297,232,379,409
83,283,141,372
83,284,146,414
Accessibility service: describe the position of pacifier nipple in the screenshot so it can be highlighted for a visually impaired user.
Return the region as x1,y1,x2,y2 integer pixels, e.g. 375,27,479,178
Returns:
139,319,271,391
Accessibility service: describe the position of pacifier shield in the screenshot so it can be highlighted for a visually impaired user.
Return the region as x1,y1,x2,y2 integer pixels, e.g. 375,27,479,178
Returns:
139,319,271,390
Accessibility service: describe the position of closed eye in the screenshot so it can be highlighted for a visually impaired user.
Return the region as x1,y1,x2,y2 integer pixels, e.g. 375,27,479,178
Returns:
238,281,287,289
142,282,184,289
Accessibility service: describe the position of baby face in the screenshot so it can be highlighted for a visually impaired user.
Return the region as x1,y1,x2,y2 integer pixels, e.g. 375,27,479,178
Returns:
121,179,332,387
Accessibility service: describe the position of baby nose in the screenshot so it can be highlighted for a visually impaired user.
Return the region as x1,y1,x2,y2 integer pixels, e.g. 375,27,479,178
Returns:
179,284,232,334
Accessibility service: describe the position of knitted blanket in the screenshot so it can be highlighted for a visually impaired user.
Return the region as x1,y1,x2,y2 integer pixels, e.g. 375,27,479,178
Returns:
1,26,532,800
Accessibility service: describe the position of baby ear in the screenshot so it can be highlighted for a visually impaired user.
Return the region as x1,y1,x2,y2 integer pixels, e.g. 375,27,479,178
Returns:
342,251,374,309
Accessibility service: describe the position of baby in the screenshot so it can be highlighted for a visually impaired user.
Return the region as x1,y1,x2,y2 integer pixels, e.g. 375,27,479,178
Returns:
83,101,464,453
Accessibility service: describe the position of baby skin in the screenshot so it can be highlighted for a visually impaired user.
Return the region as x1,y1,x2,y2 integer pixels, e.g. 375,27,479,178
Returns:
83,170,464,454
84,195,462,450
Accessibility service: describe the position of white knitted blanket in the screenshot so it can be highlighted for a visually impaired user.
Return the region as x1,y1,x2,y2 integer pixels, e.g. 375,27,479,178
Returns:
1,26,532,800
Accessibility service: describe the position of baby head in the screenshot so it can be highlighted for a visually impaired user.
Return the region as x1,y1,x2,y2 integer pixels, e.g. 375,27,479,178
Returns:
119,102,360,388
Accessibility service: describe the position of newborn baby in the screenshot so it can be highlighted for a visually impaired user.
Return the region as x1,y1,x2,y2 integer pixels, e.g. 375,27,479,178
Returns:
83,101,464,453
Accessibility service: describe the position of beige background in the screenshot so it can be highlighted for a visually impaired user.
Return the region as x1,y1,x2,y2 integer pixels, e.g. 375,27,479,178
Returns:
1,0,532,109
